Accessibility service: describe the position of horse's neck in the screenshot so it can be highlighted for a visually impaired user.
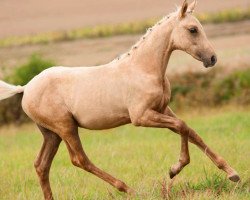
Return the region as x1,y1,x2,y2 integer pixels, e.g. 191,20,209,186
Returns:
128,18,174,79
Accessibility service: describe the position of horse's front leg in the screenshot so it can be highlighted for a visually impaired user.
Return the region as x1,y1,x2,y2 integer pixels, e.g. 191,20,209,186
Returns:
134,108,240,182
163,107,190,178
166,106,240,182
134,109,191,178
169,134,190,178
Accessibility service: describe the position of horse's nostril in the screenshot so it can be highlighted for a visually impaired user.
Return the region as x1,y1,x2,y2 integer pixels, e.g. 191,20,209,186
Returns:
211,55,217,65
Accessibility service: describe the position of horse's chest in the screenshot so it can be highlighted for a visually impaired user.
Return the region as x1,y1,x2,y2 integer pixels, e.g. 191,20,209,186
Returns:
154,80,171,113
154,93,170,113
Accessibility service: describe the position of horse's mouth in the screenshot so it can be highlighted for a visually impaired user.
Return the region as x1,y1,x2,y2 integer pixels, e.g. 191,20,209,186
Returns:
203,59,217,68
203,61,213,68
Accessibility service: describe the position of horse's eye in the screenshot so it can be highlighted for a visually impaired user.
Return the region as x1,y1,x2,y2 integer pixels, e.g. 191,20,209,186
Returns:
189,27,198,34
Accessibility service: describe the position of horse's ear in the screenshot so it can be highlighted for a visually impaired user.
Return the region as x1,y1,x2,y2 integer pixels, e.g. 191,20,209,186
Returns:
188,0,198,13
179,0,188,19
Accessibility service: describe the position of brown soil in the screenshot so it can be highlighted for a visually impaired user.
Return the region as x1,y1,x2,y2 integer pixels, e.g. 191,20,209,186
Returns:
0,0,249,38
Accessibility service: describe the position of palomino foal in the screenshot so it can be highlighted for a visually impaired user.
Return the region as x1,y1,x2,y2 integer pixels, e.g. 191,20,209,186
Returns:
0,0,240,199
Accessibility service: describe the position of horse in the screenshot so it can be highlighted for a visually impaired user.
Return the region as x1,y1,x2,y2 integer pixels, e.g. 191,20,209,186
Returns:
0,1,240,199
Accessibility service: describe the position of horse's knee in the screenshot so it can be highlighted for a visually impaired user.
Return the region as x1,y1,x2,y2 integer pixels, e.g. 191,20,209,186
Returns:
71,156,82,167
71,155,93,172
34,162,49,181
34,160,40,169
175,119,187,133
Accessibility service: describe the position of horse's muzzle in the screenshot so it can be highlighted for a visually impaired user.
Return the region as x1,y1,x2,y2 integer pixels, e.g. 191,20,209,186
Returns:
204,55,217,68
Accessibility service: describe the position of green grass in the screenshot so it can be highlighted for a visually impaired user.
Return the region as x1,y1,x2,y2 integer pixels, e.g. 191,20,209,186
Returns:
0,107,249,200
0,8,250,48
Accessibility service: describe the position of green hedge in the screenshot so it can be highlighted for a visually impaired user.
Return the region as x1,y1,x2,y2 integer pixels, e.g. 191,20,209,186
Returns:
0,55,55,125
6,54,55,85
170,67,250,110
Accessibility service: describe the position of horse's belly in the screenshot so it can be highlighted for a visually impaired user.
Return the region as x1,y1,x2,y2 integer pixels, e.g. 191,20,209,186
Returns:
74,112,130,130
72,100,130,130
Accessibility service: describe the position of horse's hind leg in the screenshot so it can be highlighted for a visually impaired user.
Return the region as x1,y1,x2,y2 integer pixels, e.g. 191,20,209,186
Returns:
62,126,135,194
35,125,62,200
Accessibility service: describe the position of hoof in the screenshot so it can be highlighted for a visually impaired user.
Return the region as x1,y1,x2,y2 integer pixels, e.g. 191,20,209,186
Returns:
228,173,241,182
169,168,176,179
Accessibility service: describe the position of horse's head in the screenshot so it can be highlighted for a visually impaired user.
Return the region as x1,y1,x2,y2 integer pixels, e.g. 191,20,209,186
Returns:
171,0,217,68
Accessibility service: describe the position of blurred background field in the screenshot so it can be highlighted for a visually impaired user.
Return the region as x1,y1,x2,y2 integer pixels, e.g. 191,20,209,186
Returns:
0,0,250,199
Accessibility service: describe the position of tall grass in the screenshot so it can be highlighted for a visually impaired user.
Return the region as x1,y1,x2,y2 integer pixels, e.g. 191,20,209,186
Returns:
0,8,249,48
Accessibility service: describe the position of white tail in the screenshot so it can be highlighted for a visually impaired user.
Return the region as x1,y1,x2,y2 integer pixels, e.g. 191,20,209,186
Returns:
0,80,25,101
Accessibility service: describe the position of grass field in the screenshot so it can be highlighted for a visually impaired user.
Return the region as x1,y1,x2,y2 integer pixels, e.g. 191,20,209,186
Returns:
0,106,249,200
